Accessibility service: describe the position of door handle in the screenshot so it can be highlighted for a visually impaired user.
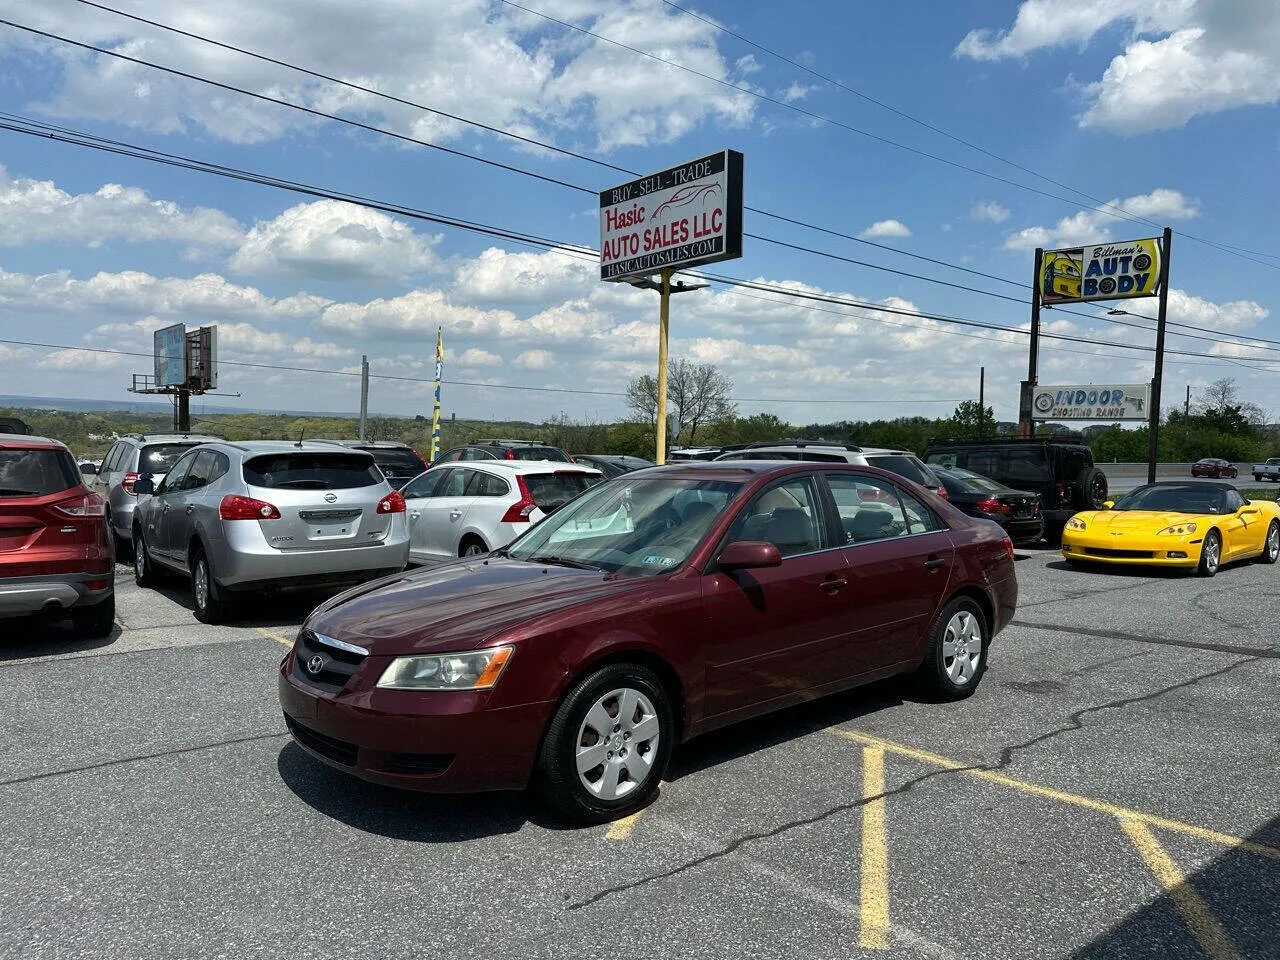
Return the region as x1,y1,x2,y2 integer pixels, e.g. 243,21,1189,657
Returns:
820,577,848,593
449,510,463,519
185,505,195,514
924,557,947,570
410,511,420,520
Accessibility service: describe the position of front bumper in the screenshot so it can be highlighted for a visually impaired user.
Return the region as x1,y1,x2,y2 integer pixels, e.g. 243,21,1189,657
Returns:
1061,531,1202,568
0,571,114,617
278,652,554,793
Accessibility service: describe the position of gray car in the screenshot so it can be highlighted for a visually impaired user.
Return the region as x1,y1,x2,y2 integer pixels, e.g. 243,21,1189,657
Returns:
131,440,410,623
92,433,222,556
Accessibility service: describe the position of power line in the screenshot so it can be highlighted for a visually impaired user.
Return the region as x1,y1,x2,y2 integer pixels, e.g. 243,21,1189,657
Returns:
4,113,1280,375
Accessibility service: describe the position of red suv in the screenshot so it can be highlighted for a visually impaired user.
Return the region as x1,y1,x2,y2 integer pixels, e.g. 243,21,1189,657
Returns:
0,433,115,637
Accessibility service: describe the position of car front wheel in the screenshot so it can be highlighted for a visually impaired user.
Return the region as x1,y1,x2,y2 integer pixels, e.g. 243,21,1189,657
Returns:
1197,530,1222,578
535,662,674,824
914,597,989,700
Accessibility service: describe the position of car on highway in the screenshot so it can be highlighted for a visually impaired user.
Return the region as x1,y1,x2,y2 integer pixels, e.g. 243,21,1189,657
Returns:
132,441,409,623
924,437,1107,540
1190,458,1238,479
279,461,1018,823
434,439,573,464
313,440,429,490
1061,481,1280,576
0,433,115,638
1253,458,1280,482
714,441,947,499
571,454,653,478
91,433,222,558
401,460,602,563
934,466,1044,544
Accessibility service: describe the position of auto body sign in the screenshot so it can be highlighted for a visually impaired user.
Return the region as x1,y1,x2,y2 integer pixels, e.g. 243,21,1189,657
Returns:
599,149,743,281
1039,237,1162,305
1033,383,1150,421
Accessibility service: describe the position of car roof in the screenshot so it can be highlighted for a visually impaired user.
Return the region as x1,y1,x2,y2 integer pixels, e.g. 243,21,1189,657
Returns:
0,433,65,449
211,440,379,456
440,460,601,475
1139,480,1236,490
123,433,222,443
311,439,412,449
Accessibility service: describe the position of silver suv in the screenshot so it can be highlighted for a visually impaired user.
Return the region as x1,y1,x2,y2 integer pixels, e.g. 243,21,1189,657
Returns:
714,441,946,497
91,433,222,556
131,441,410,623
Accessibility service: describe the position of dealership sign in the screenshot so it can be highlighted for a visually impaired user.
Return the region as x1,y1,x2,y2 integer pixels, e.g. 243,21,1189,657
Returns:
599,149,743,281
1040,237,1162,305
1033,383,1150,421
153,323,187,387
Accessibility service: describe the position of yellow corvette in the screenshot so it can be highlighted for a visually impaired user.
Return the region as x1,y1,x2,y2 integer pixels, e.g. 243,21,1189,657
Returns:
1061,481,1280,577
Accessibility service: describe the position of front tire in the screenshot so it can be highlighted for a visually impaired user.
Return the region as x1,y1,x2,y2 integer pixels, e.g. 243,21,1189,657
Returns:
914,597,988,700
191,550,234,624
1259,521,1280,565
535,663,674,824
71,592,115,639
1197,530,1222,578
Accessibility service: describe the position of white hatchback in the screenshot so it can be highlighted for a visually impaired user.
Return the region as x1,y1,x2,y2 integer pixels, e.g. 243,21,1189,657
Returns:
400,460,603,564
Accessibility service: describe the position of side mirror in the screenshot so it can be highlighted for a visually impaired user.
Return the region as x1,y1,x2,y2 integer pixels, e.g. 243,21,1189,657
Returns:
1101,501,1114,510
134,477,155,496
719,540,783,571
1240,505,1259,515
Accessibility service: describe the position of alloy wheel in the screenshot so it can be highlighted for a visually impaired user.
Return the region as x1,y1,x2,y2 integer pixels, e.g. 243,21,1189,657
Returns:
463,542,486,557
1267,524,1279,562
941,610,983,686
1203,534,1220,574
575,687,661,801
194,559,210,612
134,543,146,580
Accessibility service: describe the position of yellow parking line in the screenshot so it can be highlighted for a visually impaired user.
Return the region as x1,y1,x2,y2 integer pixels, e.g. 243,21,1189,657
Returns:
830,729,1280,862
255,627,292,647
606,809,644,841
1120,819,1241,960
859,746,890,950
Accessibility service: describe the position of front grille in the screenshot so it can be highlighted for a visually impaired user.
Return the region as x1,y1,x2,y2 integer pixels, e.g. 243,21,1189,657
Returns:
1084,547,1154,559
285,714,358,767
382,752,454,775
291,629,365,693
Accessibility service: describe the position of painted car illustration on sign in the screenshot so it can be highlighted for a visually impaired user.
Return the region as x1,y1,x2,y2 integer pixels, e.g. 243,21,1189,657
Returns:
1042,251,1083,301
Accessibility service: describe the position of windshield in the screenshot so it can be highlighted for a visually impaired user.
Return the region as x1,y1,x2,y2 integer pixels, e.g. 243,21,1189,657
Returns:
941,468,1003,494
865,454,936,487
512,446,572,463
366,449,424,476
506,476,742,575
1111,485,1228,514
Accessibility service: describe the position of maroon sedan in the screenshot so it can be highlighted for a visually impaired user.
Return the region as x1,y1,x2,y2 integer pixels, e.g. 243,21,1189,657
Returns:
279,462,1018,822
1190,458,1238,479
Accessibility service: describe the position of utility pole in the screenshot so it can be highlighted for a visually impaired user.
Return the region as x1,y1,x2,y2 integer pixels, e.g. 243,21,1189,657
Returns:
1146,227,1173,485
358,355,369,441
978,366,986,437
1184,384,1191,419
1020,248,1043,438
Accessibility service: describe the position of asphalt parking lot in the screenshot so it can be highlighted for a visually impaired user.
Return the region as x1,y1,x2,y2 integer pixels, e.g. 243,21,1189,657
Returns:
3,551,1278,960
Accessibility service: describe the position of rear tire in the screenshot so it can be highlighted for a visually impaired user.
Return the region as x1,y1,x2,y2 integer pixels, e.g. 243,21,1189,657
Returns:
71,592,115,639
535,663,674,824
460,536,488,558
1259,521,1280,565
192,549,234,624
1196,530,1221,578
913,597,988,700
133,529,158,587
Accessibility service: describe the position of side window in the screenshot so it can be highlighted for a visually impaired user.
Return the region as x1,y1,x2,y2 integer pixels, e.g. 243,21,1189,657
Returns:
895,488,943,534
183,451,220,491
402,471,443,499
102,443,124,473
438,468,471,497
464,471,509,497
1005,448,1051,484
726,475,826,557
826,475,908,544
158,453,195,494
440,448,465,463
1224,489,1244,512
966,450,998,478
927,451,959,470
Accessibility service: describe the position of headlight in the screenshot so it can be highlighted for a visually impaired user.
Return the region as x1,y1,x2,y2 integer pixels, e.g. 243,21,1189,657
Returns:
376,645,513,690
1157,522,1197,536
1066,516,1087,531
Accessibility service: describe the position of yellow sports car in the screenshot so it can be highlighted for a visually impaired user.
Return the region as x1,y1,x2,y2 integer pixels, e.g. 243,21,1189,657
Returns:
1061,481,1280,577
1042,252,1082,301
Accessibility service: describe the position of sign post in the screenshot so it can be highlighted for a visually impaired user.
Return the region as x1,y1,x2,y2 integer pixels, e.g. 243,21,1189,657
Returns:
600,149,743,463
430,327,444,462
1147,227,1173,484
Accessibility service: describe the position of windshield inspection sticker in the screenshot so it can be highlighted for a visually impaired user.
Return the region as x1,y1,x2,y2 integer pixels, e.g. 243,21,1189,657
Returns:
642,555,678,566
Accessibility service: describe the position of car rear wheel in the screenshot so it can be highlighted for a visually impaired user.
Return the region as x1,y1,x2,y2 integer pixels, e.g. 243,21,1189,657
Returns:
1197,530,1221,578
460,536,488,558
71,592,115,639
914,597,988,700
1259,521,1280,565
535,662,674,824
133,529,158,587
192,550,234,624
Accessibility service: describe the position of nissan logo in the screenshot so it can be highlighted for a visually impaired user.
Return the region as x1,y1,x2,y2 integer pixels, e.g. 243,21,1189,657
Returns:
324,492,338,503
306,655,325,675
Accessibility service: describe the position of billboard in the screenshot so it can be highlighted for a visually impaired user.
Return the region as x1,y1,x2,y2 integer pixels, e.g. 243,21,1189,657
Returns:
599,149,743,281
188,325,218,390
1032,383,1150,421
153,323,187,387
1040,237,1162,305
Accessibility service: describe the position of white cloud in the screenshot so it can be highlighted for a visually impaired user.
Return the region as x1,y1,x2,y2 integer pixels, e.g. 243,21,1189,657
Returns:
451,247,597,304
857,219,912,240
970,201,1010,223
228,200,440,281
1003,188,1197,249
0,165,243,251
457,347,503,367
778,83,815,103
515,349,554,370
12,0,753,152
956,1,1280,132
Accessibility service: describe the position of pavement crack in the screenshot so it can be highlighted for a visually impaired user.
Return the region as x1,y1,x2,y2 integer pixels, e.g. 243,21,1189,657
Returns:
1012,620,1280,659
0,731,288,787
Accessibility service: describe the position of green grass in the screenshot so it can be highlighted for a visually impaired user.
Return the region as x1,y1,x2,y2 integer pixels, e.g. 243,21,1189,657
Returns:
1240,487,1277,501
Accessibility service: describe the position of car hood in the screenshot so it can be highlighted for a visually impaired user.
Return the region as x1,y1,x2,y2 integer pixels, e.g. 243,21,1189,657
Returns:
307,557,648,655
1078,510,1204,533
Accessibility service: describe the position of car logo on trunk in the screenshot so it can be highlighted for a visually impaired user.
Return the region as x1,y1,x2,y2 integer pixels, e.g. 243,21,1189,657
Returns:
324,492,338,503
306,655,325,675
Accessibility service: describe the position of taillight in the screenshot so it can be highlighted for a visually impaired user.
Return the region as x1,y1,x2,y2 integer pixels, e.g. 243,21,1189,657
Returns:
377,490,406,513
54,491,106,517
1001,536,1015,562
219,495,281,520
500,475,537,523
121,471,139,495
1057,483,1067,504
504,449,515,460
977,498,1011,515
935,487,949,500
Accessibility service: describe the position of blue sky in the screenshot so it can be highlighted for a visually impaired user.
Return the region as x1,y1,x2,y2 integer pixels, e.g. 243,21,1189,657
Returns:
0,0,1277,425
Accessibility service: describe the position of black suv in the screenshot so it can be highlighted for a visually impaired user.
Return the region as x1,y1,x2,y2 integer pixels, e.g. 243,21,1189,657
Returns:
923,437,1107,537
313,440,428,489
434,439,572,464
